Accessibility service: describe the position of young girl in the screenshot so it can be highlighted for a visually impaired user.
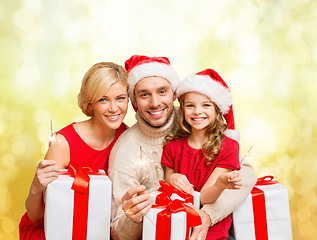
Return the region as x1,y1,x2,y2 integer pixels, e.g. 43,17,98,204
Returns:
161,69,242,240
19,62,129,240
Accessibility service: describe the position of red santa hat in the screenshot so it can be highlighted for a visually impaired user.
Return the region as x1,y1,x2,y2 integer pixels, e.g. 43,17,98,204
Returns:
125,55,180,103
177,68,240,142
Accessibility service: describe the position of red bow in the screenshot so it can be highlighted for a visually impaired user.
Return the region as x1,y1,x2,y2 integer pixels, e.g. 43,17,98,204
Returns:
152,181,201,240
252,176,278,240
59,163,104,240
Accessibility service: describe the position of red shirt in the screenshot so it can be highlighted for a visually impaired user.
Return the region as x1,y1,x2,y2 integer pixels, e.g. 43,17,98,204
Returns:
161,136,239,240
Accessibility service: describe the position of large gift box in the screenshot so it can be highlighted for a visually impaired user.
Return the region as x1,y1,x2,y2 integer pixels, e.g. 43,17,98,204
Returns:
232,176,292,240
143,181,202,240
44,164,111,240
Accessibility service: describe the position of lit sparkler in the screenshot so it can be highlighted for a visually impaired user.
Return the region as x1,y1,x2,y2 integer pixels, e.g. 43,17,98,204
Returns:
235,145,254,170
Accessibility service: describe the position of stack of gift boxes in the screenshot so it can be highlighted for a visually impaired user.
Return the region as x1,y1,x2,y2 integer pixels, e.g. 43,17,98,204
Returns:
44,165,292,240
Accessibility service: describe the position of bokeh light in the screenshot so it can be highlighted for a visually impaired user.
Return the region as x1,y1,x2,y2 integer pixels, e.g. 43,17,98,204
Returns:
1,0,316,239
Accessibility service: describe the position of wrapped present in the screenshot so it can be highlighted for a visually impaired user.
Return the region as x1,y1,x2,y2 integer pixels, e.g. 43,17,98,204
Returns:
143,197,202,240
232,176,293,240
150,180,200,209
44,163,111,240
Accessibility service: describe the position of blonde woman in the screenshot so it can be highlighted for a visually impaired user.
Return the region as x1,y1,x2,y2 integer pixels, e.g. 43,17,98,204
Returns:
19,62,129,240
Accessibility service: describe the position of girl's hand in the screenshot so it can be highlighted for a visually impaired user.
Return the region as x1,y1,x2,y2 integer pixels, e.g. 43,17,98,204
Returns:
170,173,194,194
31,159,59,194
217,171,242,190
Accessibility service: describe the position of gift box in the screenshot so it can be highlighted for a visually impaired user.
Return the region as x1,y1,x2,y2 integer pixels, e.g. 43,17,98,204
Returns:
44,164,111,240
232,176,292,240
143,181,202,240
150,180,200,209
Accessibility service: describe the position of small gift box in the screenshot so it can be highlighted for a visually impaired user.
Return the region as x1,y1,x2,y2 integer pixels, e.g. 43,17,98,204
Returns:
143,181,202,240
44,164,111,240
232,176,293,240
150,180,200,209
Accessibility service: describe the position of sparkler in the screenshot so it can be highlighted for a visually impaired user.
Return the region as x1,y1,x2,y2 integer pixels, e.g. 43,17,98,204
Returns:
48,120,56,160
235,145,254,170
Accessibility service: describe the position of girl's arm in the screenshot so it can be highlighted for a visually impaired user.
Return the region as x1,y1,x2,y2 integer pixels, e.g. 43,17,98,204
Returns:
200,168,241,205
164,166,194,194
25,134,70,222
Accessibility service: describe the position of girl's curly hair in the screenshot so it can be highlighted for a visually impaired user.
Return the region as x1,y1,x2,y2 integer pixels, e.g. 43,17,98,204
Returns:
164,94,227,165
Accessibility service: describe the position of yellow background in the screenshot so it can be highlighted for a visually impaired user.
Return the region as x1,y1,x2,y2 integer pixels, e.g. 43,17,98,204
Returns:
1,0,316,239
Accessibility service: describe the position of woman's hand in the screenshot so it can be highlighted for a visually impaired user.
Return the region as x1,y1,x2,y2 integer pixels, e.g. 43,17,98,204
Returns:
30,159,59,194
170,173,194,194
217,170,242,190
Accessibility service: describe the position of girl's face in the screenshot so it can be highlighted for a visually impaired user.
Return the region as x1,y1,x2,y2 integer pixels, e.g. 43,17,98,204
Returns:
183,92,216,133
89,82,128,130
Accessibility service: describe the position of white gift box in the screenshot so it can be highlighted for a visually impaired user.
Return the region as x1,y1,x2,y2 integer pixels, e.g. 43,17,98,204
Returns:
143,207,187,240
150,190,200,209
232,178,292,240
44,170,111,240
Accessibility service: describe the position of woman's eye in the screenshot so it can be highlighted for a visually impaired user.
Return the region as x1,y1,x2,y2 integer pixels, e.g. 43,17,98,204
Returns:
98,98,107,102
117,97,126,101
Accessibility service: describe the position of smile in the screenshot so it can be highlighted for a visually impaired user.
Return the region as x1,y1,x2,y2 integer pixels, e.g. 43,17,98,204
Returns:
191,117,206,122
106,114,120,120
148,109,165,117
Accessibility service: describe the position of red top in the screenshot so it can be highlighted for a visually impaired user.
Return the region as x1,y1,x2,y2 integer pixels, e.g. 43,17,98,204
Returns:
161,136,239,240
19,122,127,240
57,122,127,172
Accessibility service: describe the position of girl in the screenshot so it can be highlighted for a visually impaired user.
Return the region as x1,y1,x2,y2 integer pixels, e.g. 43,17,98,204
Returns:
161,69,242,240
19,62,129,240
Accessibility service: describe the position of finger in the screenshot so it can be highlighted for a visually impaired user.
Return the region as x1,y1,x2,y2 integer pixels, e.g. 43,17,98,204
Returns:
38,160,56,169
189,225,201,240
121,185,146,202
127,198,151,215
122,193,150,211
128,202,152,223
178,179,194,194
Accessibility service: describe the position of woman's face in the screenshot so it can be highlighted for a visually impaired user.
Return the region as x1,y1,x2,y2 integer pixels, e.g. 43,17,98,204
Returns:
89,82,128,130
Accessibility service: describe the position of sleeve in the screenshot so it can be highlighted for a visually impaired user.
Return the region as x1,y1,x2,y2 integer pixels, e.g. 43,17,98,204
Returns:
107,133,143,240
215,138,240,170
201,160,257,226
161,142,175,169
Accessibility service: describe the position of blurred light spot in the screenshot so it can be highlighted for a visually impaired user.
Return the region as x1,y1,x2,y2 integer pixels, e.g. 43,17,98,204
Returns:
239,34,261,65
1,218,15,233
10,111,24,122
12,141,26,155
0,38,20,74
0,140,8,152
2,154,15,168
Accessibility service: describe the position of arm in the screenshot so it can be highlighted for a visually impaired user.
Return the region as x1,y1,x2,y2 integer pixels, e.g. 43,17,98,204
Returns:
200,168,242,205
201,161,257,226
25,134,70,222
108,137,151,240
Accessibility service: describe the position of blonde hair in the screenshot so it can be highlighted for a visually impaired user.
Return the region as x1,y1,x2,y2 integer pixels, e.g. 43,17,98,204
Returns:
78,62,128,117
164,94,228,165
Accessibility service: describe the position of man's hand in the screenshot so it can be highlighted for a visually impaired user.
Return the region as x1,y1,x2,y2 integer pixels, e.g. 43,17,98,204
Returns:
189,209,211,240
121,185,152,223
170,173,194,194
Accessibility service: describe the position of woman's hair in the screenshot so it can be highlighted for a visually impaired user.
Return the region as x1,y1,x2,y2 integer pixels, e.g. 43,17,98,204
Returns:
78,62,128,117
164,93,228,165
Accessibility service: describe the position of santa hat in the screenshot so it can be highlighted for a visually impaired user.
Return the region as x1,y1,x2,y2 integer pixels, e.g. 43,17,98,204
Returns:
177,68,240,142
125,55,180,103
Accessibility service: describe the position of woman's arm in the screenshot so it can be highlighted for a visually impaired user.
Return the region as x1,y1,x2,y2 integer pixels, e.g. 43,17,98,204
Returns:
25,134,70,222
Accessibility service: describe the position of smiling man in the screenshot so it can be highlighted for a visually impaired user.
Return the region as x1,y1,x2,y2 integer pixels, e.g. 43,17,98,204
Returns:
108,55,256,240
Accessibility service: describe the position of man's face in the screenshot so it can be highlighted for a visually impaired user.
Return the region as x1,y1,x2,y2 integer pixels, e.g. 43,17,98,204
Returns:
134,76,176,128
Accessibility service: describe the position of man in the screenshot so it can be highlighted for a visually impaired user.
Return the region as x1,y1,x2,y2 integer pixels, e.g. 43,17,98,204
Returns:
108,55,257,240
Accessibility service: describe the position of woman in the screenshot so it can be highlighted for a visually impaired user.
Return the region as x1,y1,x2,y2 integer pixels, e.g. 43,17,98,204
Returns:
19,62,129,240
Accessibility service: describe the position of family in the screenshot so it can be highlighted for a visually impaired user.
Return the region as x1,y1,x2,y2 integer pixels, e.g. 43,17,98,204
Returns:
19,55,257,240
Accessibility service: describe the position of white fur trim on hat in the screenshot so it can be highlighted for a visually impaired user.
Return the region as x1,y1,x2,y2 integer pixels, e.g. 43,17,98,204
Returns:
177,75,232,114
224,129,240,142
128,62,179,100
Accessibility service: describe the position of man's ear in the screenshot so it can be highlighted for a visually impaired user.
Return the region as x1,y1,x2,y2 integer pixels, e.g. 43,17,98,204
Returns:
173,92,177,101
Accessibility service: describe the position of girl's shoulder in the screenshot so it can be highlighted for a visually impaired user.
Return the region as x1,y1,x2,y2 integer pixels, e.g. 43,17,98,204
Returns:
222,135,239,151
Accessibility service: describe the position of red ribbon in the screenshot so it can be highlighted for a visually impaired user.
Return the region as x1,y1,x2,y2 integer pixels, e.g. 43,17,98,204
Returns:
59,163,104,240
152,181,202,240
156,180,194,205
251,176,278,240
